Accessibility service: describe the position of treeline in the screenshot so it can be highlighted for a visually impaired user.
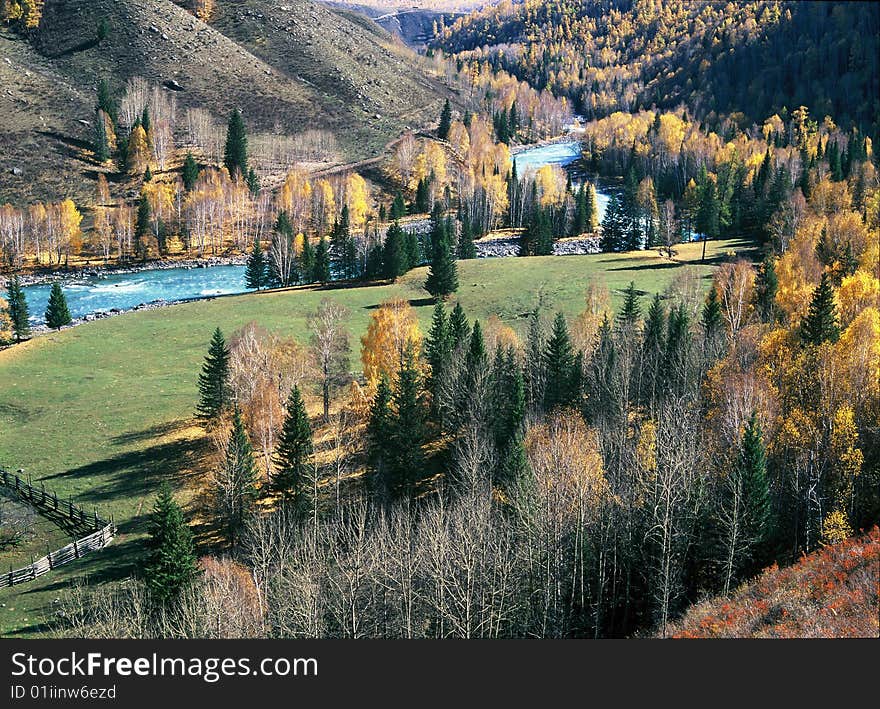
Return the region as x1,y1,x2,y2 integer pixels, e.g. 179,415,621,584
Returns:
434,1,880,144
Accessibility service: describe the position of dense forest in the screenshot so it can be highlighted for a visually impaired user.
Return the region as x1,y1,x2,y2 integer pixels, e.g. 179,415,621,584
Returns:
434,0,880,144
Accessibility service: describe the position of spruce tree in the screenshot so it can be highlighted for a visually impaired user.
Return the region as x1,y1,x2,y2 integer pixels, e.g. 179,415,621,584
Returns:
642,294,666,407
390,192,407,220
617,282,642,326
389,346,425,496
367,374,394,499
182,152,200,192
143,166,152,183
425,302,452,421
415,177,431,214
246,167,260,196
544,312,577,410
437,98,452,140
273,386,313,510
145,484,198,605
755,257,778,322
382,221,407,280
44,282,72,329
215,408,259,546
96,78,117,123
223,108,248,178
424,215,458,300
457,213,476,259
93,111,110,162
6,276,31,342
135,195,150,260
313,236,331,284
197,327,230,421
572,183,588,235
702,285,723,340
740,412,771,549
800,271,839,345
404,230,421,270
449,301,470,347
244,239,266,290
600,192,626,252
141,105,151,135
523,309,546,413
299,234,315,283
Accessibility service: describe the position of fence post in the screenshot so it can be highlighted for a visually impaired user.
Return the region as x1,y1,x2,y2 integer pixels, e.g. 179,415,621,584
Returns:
30,556,36,580
8,567,12,587
47,545,52,570
73,539,79,559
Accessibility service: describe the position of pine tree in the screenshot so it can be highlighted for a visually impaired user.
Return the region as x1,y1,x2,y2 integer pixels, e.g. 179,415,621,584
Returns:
424,214,458,300
523,309,546,413
425,302,452,421
96,78,117,123
437,98,452,139
6,276,31,342
141,105,151,135
330,206,353,279
313,236,331,284
143,166,153,183
299,234,315,284
800,271,840,346
642,294,666,407
404,230,421,270
415,177,431,214
223,108,248,179
215,408,259,546
273,386,313,510
144,484,198,605
382,221,407,280
135,195,150,260
44,282,72,329
244,239,266,290
197,328,230,421
246,167,260,196
617,282,642,326
572,183,588,235
182,152,200,191
600,192,626,252
544,312,577,410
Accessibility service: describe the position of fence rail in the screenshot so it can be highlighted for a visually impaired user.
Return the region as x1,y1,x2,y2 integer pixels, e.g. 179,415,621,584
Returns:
0,469,116,589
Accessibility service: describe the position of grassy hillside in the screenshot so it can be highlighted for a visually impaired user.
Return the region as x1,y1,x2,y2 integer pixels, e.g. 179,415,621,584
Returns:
0,239,746,636
665,528,880,638
0,0,448,204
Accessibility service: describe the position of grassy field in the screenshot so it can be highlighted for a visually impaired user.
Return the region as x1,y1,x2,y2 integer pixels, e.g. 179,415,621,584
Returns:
0,239,750,636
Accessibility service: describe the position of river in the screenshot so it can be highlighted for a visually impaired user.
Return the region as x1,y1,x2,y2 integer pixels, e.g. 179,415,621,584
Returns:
21,141,609,324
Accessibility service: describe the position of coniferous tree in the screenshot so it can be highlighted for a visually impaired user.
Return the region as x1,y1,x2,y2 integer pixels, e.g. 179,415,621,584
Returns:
299,234,315,284
404,230,421,270
5,276,31,342
141,105,151,135
244,239,266,290
182,152,200,191
425,213,458,300
367,374,394,499
449,301,470,347
96,78,117,123
388,346,425,496
144,484,198,605
93,111,110,162
457,213,476,259
755,257,778,322
223,108,248,178
197,327,230,421
415,177,431,214
246,167,260,196
800,271,840,345
390,192,407,220
523,309,546,413
425,302,452,422
543,312,577,410
492,346,526,465
642,294,666,407
437,98,452,140
135,195,150,260
143,166,153,183
273,386,313,510
382,221,407,280
313,236,331,284
600,192,626,251
215,408,259,546
702,285,723,340
617,282,642,326
44,282,72,329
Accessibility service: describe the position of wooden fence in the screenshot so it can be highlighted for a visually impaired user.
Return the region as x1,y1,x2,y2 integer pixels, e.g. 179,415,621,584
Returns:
0,469,116,589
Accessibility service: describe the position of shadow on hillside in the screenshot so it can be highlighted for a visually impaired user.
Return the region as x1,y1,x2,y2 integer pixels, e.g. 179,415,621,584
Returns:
110,420,189,446
44,37,103,60
364,296,434,310
605,262,682,273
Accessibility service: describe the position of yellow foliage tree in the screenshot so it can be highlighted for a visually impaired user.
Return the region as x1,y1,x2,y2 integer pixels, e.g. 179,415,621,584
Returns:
360,298,422,388
345,172,370,232
127,125,150,174
0,296,13,343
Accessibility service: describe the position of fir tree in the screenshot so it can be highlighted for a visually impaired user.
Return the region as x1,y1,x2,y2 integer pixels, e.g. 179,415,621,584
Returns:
245,239,266,290
93,111,110,162
143,166,152,183
5,276,30,342
523,309,546,412
197,327,230,421
572,182,588,235
800,271,839,345
135,195,150,260
600,192,626,252
44,282,72,329
437,98,452,140
273,386,313,510
144,484,198,605
141,105,151,135
642,294,666,407
246,167,260,195
299,234,315,284
404,230,421,270
223,108,248,178
617,282,642,326
702,285,723,339
425,302,452,421
182,152,200,192
96,78,117,123
215,408,259,546
415,177,431,214
544,312,577,410
313,236,331,284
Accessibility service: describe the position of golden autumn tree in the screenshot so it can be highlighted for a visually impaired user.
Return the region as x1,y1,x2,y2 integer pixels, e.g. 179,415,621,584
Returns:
127,125,150,174
58,198,82,265
360,298,422,388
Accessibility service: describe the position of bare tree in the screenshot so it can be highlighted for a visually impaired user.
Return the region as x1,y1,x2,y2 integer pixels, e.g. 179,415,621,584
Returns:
308,299,351,420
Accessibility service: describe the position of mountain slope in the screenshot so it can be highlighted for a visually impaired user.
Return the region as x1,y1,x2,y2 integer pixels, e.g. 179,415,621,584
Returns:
0,0,449,204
